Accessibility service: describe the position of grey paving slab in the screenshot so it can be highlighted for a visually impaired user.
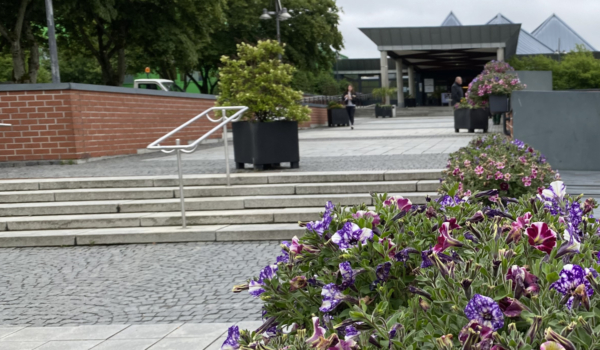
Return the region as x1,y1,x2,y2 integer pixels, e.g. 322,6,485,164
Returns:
148,338,215,350
91,339,160,350
0,328,25,340
112,324,183,340
0,342,46,350
34,340,103,350
1,327,78,342
52,325,129,340
204,336,226,350
166,323,229,339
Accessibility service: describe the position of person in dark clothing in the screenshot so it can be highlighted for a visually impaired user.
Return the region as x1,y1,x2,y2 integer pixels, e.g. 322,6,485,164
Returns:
342,85,358,129
451,76,464,107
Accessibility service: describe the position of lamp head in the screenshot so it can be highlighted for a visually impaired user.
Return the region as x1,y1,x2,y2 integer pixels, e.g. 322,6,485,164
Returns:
259,8,272,20
278,8,292,21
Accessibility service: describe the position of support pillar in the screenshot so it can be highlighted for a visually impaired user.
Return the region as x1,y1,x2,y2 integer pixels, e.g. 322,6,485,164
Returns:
497,47,505,61
380,51,389,105
395,59,404,108
408,66,416,99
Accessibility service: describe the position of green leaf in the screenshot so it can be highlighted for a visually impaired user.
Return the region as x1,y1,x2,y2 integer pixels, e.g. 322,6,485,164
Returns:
546,272,560,284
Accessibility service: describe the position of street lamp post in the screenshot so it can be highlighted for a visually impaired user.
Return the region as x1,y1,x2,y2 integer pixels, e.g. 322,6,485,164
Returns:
259,0,292,61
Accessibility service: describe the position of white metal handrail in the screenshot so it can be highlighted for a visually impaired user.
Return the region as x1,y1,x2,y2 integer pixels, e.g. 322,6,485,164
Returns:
0,123,11,127
147,106,248,228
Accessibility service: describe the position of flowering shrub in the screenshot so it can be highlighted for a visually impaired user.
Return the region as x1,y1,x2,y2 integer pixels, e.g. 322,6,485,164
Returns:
441,135,559,201
466,61,526,108
222,181,600,350
454,97,480,110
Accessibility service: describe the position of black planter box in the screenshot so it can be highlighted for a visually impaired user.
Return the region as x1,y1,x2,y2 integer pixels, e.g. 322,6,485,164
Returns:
489,95,510,113
232,121,300,170
375,105,393,118
405,98,417,107
327,109,349,127
454,108,488,133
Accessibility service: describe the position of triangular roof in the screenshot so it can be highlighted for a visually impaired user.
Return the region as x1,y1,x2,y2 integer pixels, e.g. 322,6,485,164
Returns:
441,12,462,26
486,13,554,54
532,14,595,52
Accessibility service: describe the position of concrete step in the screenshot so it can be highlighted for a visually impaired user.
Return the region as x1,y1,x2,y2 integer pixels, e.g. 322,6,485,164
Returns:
0,224,306,247
0,207,334,231
0,180,440,203
0,193,438,217
0,170,443,191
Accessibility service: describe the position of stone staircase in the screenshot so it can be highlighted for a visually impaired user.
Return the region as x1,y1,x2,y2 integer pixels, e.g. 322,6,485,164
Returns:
0,170,442,247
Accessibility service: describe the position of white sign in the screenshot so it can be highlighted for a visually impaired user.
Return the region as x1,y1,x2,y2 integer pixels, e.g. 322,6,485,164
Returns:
424,79,434,93
441,93,452,104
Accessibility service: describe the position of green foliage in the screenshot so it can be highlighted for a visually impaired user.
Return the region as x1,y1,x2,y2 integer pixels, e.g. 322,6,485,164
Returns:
55,0,226,86
217,40,310,123
327,101,344,109
441,135,558,200
510,45,600,90
372,87,398,99
233,189,600,349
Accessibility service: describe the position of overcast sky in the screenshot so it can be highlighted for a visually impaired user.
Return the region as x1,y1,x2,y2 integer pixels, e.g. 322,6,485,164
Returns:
338,0,600,58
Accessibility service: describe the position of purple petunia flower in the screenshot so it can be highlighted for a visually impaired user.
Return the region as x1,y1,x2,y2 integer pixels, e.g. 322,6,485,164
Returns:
464,294,504,331
306,317,326,345
345,326,359,340
352,210,381,226
437,195,466,209
421,248,434,268
331,222,373,250
371,262,392,289
320,283,346,312
550,264,595,309
306,215,332,237
540,181,567,216
220,325,240,350
249,265,278,297
276,241,291,263
568,201,583,236
339,262,356,289
511,139,526,150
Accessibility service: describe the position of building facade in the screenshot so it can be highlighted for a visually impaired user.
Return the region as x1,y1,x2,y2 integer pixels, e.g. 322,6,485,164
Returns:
337,12,596,106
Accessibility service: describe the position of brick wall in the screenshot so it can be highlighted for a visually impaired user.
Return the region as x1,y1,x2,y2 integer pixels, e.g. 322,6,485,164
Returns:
0,85,326,162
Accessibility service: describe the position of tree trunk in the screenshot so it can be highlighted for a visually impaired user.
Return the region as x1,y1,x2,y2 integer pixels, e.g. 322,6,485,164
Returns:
10,41,26,83
25,22,38,83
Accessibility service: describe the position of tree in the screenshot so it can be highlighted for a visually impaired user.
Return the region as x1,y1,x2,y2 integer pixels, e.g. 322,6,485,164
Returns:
56,0,225,86
191,0,343,95
217,40,310,123
510,45,600,90
0,0,45,83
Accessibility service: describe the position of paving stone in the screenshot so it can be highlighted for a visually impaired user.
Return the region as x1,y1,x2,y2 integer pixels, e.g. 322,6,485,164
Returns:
148,338,215,350
166,323,229,339
0,341,46,350
34,340,103,350
0,328,24,340
1,327,79,342
112,324,183,339
51,325,129,340
92,339,160,350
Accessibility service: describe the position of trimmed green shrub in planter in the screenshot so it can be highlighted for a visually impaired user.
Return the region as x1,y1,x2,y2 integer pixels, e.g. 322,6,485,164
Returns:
221,182,600,349
217,40,310,170
441,135,559,200
327,101,349,127
454,98,488,133
375,104,394,118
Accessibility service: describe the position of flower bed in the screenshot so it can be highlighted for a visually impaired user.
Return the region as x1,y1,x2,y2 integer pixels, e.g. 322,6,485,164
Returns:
220,180,600,350
466,61,526,109
441,135,559,202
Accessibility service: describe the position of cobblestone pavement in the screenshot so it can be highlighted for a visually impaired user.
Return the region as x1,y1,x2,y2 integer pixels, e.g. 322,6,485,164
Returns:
0,116,496,179
0,242,280,326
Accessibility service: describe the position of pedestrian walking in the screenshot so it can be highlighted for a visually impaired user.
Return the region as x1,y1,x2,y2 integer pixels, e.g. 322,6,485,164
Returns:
451,76,464,107
342,85,357,129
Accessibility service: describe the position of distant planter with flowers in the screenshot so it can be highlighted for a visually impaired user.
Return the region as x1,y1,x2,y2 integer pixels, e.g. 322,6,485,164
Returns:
220,182,600,350
453,98,489,133
466,61,526,114
440,135,558,201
